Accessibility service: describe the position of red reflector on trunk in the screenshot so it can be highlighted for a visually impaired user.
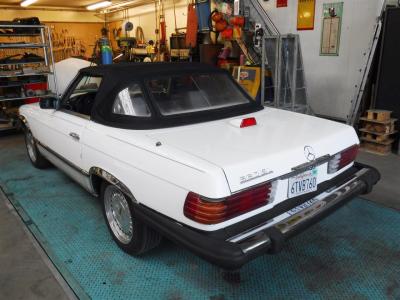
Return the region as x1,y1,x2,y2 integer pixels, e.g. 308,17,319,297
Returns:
240,117,257,128
184,183,272,224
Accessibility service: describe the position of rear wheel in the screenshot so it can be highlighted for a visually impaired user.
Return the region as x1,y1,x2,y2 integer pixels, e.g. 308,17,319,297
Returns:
24,127,51,169
101,182,161,255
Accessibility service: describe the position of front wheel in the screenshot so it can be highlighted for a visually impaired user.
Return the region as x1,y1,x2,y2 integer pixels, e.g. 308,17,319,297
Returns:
101,182,161,255
24,128,51,169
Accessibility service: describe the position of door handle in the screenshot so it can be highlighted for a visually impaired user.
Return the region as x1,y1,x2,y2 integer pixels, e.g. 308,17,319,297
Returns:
69,132,80,141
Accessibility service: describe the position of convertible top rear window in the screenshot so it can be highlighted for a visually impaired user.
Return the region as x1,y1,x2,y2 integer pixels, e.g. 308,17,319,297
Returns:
146,73,250,116
87,62,263,129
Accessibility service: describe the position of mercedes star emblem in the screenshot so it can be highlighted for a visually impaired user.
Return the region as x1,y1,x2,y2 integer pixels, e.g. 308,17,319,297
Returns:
304,146,316,162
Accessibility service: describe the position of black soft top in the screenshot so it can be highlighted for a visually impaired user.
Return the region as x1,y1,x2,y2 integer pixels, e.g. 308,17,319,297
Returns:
74,62,263,129
80,62,223,78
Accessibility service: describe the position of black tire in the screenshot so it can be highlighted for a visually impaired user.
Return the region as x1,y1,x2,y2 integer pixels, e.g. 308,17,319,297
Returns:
101,181,161,255
24,127,51,169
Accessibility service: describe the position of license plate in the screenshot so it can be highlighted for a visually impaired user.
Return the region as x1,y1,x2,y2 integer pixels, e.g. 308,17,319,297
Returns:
288,168,318,198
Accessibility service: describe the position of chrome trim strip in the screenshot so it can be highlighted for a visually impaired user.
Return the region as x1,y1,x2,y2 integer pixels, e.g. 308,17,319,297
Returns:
237,231,271,254
291,154,331,172
277,179,363,234
36,140,89,175
36,142,135,199
58,109,91,120
37,144,95,195
228,168,369,244
228,219,274,244
277,154,331,181
89,167,136,202
18,115,28,127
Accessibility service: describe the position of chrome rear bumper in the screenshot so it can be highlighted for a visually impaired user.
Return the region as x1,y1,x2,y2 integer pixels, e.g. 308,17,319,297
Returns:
135,163,380,270
229,168,370,254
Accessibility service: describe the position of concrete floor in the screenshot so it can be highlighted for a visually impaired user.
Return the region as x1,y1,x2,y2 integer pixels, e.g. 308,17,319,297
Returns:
0,135,75,299
357,151,400,211
0,190,74,300
0,134,399,299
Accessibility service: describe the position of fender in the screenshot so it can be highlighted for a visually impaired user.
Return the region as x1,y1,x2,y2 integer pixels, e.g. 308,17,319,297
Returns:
18,115,29,130
89,167,136,202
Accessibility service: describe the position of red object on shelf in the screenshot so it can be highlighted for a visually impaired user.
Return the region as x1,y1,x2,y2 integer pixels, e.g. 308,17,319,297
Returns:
186,4,198,48
24,82,47,104
229,16,245,27
277,0,287,8
221,27,233,39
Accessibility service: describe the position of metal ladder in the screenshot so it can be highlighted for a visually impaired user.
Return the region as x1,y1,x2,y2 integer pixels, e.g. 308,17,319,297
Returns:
265,34,312,114
347,19,383,126
240,0,311,113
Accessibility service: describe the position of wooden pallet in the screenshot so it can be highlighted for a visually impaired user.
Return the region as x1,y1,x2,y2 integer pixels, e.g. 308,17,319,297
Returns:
366,109,392,122
360,141,392,155
360,136,394,145
358,109,397,155
359,128,397,142
359,117,397,125
360,118,396,134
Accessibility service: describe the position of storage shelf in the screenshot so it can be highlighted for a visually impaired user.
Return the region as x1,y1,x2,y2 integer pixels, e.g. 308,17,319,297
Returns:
0,24,56,122
0,24,46,29
0,33,41,37
0,43,47,49
0,61,45,66
0,83,23,88
0,125,17,132
0,71,51,78
0,94,55,102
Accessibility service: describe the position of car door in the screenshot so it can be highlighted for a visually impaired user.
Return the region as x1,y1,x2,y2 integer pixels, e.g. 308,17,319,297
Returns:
37,74,102,168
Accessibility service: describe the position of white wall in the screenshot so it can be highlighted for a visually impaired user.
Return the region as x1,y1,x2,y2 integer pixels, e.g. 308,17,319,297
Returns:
262,0,385,120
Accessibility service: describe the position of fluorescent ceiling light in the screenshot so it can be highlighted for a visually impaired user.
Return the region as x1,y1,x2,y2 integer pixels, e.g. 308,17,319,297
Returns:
108,1,135,9
20,0,38,7
87,1,112,10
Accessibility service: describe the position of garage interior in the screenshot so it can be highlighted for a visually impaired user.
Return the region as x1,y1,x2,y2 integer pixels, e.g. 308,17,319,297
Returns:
0,0,399,299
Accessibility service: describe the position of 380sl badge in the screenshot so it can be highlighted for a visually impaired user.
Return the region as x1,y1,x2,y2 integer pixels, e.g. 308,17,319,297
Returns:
240,168,273,184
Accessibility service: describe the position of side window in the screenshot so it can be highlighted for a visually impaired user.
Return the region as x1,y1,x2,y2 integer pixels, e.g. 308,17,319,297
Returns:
112,83,151,117
62,75,102,117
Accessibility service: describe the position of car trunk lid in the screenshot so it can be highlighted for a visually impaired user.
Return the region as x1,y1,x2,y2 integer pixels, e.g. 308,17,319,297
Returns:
146,108,358,193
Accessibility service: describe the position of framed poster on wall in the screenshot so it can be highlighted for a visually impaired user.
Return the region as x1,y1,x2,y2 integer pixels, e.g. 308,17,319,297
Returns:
277,0,287,8
320,2,344,56
297,0,316,30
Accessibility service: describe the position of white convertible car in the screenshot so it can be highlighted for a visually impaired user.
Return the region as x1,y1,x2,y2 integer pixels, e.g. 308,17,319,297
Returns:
19,62,379,270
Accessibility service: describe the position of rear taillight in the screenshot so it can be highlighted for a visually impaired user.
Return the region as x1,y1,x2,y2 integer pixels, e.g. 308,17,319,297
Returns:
327,144,359,174
184,183,272,224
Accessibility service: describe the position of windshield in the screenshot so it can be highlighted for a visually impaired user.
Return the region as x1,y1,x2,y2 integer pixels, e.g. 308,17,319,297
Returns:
146,73,251,116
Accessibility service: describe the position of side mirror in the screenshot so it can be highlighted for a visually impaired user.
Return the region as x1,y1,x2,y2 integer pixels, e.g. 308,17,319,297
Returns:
39,97,58,109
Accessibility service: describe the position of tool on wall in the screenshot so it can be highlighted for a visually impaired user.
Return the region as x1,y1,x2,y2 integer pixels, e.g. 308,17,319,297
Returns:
186,1,198,48
253,23,263,48
153,0,168,61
